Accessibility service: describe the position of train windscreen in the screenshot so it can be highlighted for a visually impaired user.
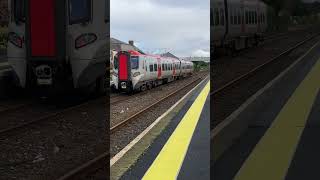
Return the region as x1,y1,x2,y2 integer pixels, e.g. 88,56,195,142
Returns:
131,56,139,69
69,0,91,24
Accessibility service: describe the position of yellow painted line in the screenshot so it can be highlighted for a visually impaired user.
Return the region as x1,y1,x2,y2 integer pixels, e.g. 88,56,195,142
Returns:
234,58,320,180
142,81,210,180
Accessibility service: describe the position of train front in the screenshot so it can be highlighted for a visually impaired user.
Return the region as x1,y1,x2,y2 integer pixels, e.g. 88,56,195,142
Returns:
7,0,107,93
114,51,142,93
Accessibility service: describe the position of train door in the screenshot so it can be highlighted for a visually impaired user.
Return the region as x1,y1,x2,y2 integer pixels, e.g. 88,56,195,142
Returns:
7,0,27,87
157,58,161,79
25,0,66,87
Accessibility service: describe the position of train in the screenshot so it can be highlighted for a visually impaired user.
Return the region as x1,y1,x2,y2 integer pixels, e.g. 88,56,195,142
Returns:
7,0,108,94
111,50,193,93
212,0,274,54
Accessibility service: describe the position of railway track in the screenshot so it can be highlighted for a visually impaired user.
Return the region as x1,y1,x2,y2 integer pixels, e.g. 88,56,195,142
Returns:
0,95,104,135
57,73,208,179
110,75,205,134
109,71,206,105
212,32,320,128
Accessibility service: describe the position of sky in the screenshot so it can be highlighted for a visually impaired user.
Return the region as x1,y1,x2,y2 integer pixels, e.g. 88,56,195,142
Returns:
110,0,210,57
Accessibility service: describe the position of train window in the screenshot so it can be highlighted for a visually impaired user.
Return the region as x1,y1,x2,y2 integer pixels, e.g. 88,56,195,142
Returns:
237,10,241,24
13,0,25,23
245,11,249,24
214,8,219,26
220,9,224,25
69,0,92,25
114,56,118,70
154,64,157,71
149,64,153,72
162,64,165,70
131,56,139,69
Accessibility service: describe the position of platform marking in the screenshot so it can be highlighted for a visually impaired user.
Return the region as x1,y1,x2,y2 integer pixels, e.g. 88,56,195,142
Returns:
142,81,210,180
234,58,320,180
110,76,209,167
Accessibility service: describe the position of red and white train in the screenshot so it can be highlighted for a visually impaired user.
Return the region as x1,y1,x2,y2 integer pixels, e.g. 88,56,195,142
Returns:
7,0,108,93
111,50,193,93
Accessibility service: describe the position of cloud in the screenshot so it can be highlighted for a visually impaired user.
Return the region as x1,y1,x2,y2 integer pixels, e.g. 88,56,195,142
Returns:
110,0,210,57
192,49,210,57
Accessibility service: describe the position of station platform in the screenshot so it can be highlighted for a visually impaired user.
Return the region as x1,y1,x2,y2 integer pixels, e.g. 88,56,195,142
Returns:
213,40,320,180
111,77,210,180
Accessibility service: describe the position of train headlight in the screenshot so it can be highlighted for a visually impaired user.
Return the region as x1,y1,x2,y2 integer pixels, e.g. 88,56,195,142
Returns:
8,32,23,48
75,33,97,49
133,72,140,77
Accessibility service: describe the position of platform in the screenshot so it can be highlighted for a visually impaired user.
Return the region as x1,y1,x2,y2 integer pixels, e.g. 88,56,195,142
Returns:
111,77,210,180
213,39,320,180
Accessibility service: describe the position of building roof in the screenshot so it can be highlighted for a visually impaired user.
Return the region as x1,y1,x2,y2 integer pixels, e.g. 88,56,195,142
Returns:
110,37,144,54
161,52,179,59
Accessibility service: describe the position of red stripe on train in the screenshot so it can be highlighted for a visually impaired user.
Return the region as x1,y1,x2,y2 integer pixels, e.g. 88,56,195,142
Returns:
30,0,56,57
119,54,128,80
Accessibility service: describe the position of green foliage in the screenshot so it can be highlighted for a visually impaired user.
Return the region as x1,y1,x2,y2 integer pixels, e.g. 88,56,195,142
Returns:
193,61,209,71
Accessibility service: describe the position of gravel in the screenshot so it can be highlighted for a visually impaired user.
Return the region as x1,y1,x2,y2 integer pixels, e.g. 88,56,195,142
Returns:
0,96,108,179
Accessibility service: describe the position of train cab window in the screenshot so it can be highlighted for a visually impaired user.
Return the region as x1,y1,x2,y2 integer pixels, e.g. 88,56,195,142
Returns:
214,8,219,26
13,0,25,23
131,56,139,69
220,9,224,25
69,0,92,25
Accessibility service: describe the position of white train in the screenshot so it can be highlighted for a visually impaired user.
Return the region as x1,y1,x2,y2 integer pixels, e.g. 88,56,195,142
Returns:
7,0,108,93
111,50,193,93
212,0,270,52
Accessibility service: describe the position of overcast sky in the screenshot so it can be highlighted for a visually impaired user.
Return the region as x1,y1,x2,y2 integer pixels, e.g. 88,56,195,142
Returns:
110,0,210,57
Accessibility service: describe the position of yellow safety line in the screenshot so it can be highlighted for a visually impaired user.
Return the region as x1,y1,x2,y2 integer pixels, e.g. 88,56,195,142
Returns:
234,58,320,180
142,81,210,180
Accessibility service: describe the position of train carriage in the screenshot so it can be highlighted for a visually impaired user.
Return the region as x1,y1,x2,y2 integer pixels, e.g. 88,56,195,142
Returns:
111,50,193,93
7,0,108,93
212,0,270,52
